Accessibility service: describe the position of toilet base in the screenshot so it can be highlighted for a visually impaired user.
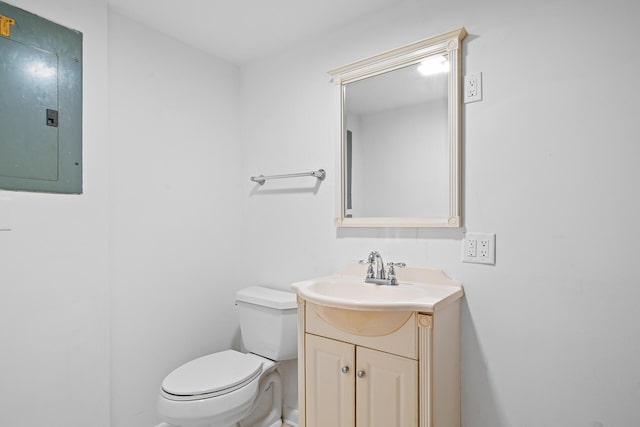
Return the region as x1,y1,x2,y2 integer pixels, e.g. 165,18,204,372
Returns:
234,422,282,427
237,369,282,427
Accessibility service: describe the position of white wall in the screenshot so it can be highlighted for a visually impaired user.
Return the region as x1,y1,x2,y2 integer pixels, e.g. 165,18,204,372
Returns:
0,0,110,425
107,11,247,427
3,1,640,426
354,101,448,217
241,0,640,426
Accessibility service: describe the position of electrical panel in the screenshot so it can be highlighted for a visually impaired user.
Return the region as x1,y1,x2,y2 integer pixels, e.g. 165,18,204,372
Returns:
0,1,82,193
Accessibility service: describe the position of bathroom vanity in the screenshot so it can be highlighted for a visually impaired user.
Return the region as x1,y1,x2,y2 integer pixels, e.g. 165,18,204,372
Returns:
292,263,464,427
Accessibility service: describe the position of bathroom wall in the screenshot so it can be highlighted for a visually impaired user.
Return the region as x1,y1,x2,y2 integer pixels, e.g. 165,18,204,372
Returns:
107,11,246,427
355,101,448,217
0,0,110,425
2,1,639,426
241,0,640,426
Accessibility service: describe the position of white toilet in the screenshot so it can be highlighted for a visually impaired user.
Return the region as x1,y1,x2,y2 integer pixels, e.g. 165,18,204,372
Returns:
157,286,298,427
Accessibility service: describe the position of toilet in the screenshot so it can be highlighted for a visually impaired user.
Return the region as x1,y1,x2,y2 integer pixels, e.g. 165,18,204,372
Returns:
157,286,298,427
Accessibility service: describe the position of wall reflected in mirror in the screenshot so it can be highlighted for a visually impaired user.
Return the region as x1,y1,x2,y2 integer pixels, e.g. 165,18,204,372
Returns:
344,57,449,218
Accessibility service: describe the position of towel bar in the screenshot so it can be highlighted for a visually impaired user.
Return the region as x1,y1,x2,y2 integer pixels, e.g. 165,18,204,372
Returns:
250,169,326,185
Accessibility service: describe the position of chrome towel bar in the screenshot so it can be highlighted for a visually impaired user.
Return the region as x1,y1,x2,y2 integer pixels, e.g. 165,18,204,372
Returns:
250,169,326,185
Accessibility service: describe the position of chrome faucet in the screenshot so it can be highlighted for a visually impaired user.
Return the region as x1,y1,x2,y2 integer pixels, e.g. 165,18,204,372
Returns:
359,251,405,286
370,251,386,281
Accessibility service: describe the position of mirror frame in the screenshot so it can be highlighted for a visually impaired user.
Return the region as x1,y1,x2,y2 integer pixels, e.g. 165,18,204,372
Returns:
330,27,467,228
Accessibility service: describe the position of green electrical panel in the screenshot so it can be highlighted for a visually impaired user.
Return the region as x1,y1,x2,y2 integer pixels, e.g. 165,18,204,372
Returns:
0,1,82,194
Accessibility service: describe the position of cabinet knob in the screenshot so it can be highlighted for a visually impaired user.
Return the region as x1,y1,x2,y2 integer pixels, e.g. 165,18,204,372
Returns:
357,370,365,378
341,366,350,374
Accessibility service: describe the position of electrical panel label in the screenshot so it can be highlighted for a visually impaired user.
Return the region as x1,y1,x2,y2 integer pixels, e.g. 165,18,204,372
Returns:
0,14,15,37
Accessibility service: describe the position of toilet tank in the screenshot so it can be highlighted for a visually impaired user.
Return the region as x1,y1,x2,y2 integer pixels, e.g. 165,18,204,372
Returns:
235,287,298,360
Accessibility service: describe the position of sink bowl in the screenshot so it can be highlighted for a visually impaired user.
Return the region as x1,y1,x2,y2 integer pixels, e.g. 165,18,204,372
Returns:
312,302,415,336
301,278,430,309
292,263,463,313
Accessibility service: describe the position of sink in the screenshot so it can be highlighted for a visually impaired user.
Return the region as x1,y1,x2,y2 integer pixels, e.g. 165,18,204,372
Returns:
292,263,463,313
301,278,431,309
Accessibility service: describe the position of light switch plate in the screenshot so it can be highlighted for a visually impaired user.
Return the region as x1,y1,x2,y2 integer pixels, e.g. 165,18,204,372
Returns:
463,232,495,264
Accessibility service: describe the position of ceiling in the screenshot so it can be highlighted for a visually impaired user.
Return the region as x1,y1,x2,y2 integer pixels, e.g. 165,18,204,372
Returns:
107,0,403,64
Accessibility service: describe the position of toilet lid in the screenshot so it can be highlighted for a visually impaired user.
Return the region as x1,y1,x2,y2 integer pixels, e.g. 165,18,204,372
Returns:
161,350,263,398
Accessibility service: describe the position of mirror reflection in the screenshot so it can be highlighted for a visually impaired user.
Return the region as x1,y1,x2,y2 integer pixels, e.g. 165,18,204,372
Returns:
344,57,449,218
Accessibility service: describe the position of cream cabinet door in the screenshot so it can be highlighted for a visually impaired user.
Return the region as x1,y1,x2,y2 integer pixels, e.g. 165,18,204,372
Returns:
305,334,355,427
356,346,418,427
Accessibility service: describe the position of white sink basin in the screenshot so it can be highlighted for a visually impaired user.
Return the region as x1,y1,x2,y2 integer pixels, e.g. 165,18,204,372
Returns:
292,263,463,313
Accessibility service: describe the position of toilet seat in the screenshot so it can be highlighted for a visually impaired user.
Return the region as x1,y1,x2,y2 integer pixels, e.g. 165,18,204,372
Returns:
161,350,263,401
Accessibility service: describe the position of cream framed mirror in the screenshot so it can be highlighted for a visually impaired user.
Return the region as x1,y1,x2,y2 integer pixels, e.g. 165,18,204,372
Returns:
330,27,466,228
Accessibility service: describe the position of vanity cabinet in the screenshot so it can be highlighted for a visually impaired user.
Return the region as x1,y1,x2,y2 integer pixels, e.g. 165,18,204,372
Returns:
305,333,418,427
304,334,355,426
293,263,463,427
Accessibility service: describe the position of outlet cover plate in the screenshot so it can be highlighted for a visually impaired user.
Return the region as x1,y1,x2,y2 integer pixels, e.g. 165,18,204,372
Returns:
464,72,483,103
462,232,495,265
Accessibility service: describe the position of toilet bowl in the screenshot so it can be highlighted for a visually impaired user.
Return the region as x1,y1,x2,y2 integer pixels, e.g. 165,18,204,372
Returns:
157,287,297,427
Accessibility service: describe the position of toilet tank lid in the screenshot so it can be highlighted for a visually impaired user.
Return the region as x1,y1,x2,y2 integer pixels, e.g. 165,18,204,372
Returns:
236,286,297,310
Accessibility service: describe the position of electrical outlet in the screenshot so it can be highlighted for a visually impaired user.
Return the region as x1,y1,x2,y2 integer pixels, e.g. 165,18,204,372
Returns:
462,232,495,264
479,238,490,258
465,238,477,257
464,72,482,103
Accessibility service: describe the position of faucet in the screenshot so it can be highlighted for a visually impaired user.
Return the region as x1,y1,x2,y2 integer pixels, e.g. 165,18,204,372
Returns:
359,251,405,286
369,251,386,281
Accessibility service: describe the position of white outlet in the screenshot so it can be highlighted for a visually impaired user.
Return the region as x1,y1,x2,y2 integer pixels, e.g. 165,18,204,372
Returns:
464,72,482,103
462,232,495,264
466,238,477,257
479,238,490,258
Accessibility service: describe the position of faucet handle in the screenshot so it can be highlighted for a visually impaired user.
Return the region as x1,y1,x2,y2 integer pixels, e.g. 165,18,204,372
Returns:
386,262,406,285
358,259,375,278
387,262,406,268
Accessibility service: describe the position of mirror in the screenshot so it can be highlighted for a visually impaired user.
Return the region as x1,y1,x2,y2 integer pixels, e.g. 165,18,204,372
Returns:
330,27,466,227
